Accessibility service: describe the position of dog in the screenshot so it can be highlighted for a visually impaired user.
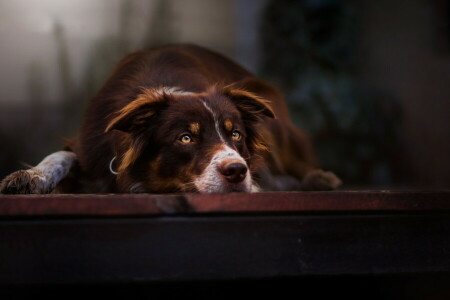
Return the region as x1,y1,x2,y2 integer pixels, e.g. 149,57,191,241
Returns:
0,44,341,194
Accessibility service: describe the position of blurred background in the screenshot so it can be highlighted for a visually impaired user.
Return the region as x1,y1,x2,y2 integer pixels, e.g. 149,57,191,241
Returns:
0,0,449,189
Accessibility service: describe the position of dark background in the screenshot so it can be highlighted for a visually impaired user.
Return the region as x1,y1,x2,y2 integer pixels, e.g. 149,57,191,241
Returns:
0,0,449,189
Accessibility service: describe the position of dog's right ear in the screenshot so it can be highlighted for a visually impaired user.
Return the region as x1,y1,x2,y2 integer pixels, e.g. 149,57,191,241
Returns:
222,86,275,120
105,89,169,134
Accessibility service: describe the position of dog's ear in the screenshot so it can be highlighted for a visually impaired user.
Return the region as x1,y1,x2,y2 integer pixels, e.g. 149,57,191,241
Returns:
105,89,169,133
223,86,275,120
105,89,170,173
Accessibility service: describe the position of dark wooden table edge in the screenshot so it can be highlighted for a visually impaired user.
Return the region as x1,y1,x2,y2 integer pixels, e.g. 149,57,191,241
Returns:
1,190,449,284
0,190,449,217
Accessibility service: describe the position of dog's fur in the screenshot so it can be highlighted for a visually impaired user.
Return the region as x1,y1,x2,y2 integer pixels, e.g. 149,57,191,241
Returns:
1,44,341,194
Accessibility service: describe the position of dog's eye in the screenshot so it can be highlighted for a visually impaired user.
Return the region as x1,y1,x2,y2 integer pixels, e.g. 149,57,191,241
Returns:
231,130,241,141
179,134,192,143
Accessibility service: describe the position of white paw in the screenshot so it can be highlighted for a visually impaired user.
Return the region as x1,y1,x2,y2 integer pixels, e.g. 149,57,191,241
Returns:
0,169,51,194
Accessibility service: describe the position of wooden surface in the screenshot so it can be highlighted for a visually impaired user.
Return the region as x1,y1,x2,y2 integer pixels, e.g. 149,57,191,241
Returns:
0,190,449,216
0,191,449,285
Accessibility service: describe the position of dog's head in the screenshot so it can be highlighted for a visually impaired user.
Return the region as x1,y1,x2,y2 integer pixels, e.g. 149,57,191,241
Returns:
105,85,275,193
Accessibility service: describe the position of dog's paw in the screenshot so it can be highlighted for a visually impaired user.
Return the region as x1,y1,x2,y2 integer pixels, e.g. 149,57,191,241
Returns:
300,169,342,191
0,169,51,194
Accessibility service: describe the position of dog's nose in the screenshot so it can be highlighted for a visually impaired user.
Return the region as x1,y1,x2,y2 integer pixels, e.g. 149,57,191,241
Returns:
218,161,247,183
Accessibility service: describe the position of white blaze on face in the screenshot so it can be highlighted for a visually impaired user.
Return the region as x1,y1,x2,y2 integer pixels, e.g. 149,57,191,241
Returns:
201,100,225,142
153,87,195,96
195,100,254,193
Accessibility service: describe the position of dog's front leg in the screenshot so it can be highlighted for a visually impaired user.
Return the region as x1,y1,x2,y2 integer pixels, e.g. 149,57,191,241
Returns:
0,151,77,194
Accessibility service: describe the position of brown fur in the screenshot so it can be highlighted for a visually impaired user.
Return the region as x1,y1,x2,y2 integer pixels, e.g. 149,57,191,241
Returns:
1,44,341,194
71,44,340,192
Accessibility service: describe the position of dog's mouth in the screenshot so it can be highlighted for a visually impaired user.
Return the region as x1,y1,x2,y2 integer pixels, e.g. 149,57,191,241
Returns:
195,179,252,194
196,179,252,194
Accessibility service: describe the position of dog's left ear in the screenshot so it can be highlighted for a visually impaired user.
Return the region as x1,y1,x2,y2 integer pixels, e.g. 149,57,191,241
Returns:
104,89,169,173
105,89,169,134
223,87,275,120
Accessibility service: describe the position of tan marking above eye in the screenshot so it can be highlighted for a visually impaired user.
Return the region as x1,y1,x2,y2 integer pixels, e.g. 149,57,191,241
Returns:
189,122,200,135
224,119,233,132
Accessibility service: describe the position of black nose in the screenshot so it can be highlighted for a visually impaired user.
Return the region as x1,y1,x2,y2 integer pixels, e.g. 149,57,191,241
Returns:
218,162,247,183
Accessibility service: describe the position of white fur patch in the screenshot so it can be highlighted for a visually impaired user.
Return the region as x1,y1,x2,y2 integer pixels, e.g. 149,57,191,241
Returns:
201,100,225,142
154,86,195,96
194,145,253,193
0,151,76,194
34,151,76,191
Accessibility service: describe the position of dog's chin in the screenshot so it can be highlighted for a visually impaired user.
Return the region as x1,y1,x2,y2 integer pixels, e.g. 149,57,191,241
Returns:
195,181,253,194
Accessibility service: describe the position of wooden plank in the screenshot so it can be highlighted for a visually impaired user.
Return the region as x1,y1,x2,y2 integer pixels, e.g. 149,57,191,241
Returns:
1,191,449,284
0,191,449,216
0,213,449,284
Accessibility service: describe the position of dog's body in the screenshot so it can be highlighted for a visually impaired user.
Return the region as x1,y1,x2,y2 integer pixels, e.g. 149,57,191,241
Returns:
1,44,341,194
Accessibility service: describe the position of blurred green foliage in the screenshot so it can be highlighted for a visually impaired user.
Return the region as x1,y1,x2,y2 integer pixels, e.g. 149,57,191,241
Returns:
260,0,401,186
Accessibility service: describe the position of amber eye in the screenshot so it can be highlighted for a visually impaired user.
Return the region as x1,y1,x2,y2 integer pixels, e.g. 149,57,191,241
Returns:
179,134,192,143
231,130,241,141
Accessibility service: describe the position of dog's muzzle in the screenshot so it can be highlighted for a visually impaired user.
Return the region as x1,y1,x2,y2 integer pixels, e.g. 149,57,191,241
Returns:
194,145,252,193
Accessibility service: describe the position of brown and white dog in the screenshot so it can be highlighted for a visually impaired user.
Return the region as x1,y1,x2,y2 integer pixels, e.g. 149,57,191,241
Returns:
0,44,341,194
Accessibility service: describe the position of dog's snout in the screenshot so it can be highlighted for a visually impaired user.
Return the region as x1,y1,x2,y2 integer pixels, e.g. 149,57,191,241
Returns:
218,161,247,183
